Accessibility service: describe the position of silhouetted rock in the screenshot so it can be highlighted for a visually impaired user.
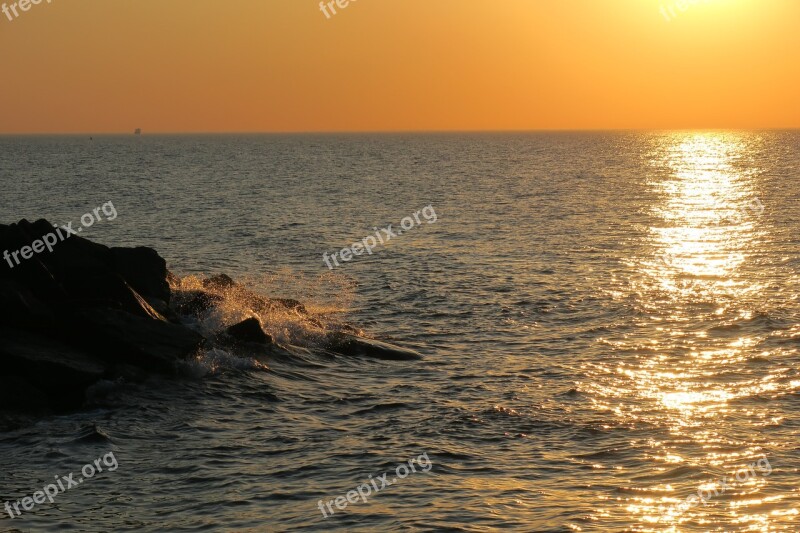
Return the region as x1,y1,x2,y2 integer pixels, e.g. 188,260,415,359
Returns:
112,247,171,303
327,334,423,361
59,268,166,320
227,317,272,345
0,279,54,327
0,217,423,421
38,226,112,274
0,218,204,416
0,327,107,410
64,309,204,372
0,376,49,413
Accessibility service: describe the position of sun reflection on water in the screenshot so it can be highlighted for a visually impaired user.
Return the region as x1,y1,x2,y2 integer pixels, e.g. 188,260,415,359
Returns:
583,133,793,531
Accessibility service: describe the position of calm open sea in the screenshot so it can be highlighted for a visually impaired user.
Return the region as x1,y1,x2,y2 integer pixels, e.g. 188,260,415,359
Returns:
1,131,799,532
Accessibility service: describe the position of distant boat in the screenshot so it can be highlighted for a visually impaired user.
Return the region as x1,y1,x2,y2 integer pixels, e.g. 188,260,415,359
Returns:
134,128,141,135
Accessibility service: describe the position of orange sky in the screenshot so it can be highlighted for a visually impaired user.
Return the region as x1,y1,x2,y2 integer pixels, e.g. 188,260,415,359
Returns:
0,0,798,133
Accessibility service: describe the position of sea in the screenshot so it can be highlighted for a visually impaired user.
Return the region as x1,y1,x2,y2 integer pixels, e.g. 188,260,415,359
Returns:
0,131,799,532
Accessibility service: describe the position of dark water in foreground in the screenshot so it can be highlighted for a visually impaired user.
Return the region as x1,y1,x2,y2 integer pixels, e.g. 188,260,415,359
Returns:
1,132,799,532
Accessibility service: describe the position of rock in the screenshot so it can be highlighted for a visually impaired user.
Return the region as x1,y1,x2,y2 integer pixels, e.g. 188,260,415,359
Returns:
0,327,107,410
327,334,423,361
143,295,182,324
106,363,149,383
1,219,114,278
0,279,54,327
0,215,423,421
58,268,166,320
3,251,68,304
202,273,236,291
0,375,50,413
270,298,308,314
43,228,113,274
111,247,171,303
0,219,211,415
64,308,205,372
226,317,272,345
173,289,224,316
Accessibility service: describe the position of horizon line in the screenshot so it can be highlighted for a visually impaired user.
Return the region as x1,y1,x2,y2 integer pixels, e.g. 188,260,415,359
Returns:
1,127,799,136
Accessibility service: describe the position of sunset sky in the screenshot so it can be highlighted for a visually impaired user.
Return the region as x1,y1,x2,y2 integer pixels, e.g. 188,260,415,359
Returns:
1,0,798,133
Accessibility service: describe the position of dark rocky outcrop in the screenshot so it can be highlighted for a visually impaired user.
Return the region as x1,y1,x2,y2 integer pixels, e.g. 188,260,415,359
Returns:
0,218,204,416
0,217,422,423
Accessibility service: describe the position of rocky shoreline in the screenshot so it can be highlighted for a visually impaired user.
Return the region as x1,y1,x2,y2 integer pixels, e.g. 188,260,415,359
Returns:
0,219,420,424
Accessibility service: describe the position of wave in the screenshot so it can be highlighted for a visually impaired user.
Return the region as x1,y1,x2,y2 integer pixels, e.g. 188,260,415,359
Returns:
169,272,422,373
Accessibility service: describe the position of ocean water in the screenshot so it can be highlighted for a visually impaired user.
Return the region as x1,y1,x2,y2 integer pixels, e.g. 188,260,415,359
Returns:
1,131,799,532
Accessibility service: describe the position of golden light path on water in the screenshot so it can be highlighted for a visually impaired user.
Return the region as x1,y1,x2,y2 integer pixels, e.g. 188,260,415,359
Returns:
583,133,796,531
